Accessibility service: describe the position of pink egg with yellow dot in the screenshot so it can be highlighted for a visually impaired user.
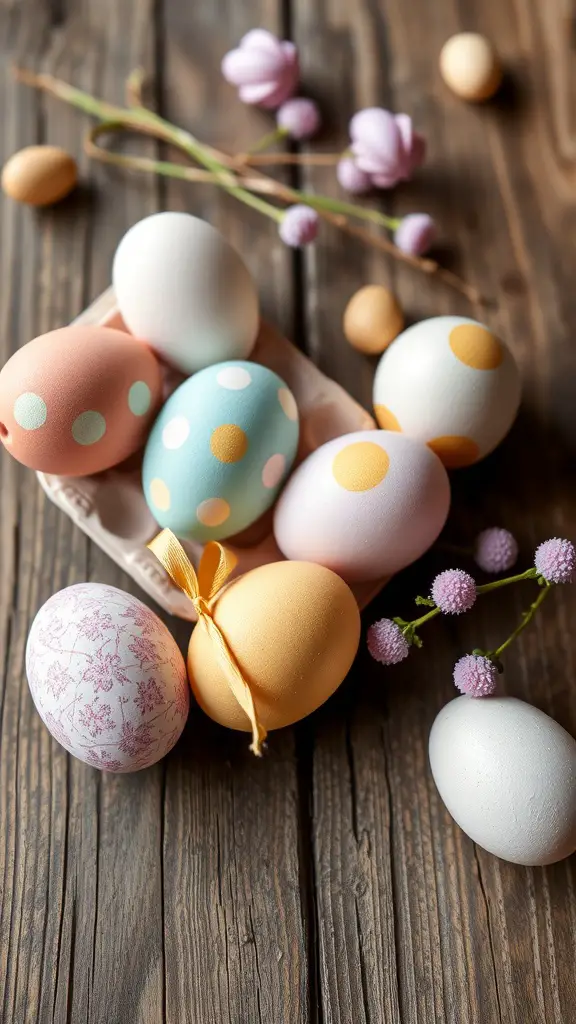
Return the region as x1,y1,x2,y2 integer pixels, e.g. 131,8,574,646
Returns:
372,316,521,468
273,430,450,582
0,325,162,475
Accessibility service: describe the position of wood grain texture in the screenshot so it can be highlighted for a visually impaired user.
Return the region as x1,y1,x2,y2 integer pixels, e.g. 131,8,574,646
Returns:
1,0,576,1022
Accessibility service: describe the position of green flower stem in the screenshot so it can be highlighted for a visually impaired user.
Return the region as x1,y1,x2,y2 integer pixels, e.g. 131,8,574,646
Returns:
248,126,289,154
297,191,401,230
491,584,551,658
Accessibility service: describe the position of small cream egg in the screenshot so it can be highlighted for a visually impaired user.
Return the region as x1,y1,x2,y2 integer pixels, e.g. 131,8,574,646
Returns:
373,316,521,469
113,212,260,374
439,33,502,102
273,429,450,583
343,285,404,355
429,696,576,866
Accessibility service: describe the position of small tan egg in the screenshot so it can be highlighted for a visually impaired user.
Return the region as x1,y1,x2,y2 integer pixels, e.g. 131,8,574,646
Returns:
2,145,78,206
343,285,404,355
439,33,502,102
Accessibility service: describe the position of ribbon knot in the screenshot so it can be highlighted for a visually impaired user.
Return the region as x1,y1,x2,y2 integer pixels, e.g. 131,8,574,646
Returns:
148,528,267,756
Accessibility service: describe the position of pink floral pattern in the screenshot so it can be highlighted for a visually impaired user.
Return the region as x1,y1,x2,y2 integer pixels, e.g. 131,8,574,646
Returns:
26,583,189,772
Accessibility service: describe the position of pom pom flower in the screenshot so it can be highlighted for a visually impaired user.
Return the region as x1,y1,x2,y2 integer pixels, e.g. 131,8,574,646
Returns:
394,213,436,256
276,97,321,140
221,29,298,109
432,569,477,614
279,205,319,246
367,618,410,665
534,538,575,584
474,527,518,574
453,654,498,696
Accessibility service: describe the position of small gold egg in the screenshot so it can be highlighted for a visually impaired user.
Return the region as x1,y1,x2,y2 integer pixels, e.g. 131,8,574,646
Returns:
439,33,502,102
343,285,404,355
2,145,78,206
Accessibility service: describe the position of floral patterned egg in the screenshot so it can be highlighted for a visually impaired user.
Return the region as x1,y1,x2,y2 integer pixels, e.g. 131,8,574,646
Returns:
26,583,189,772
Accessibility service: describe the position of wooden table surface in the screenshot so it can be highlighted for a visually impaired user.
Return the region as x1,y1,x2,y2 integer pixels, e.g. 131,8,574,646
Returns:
2,0,576,1021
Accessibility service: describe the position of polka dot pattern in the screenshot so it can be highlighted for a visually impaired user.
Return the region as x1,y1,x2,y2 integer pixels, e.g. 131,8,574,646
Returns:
278,387,298,422
449,324,503,370
14,392,47,430
262,453,286,489
162,416,190,451
210,424,248,464
128,381,152,416
374,404,401,432
72,411,106,446
333,441,390,492
428,435,480,469
150,478,171,512
217,366,252,390
197,497,230,527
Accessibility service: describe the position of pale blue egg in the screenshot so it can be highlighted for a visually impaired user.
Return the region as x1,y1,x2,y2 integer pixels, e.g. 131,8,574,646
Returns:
142,361,299,541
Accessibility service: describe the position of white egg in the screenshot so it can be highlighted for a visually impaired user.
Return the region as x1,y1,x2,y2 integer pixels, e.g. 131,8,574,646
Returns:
429,696,576,866
373,316,521,469
112,212,260,374
26,583,190,772
273,429,450,582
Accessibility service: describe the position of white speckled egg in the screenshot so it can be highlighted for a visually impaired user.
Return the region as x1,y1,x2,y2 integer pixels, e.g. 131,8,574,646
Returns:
112,212,260,374
429,696,576,866
373,316,521,468
273,430,450,582
143,360,299,542
26,584,189,772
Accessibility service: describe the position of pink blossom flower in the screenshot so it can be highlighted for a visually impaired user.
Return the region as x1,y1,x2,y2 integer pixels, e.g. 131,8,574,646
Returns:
221,29,298,109
349,108,426,188
367,618,410,665
432,569,477,614
279,205,319,246
474,527,518,574
394,213,436,255
453,654,498,696
336,157,372,194
78,702,116,738
276,97,321,140
83,652,131,693
534,538,575,584
134,678,166,715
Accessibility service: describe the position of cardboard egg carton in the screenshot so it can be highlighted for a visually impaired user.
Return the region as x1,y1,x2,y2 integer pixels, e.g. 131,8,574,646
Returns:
37,288,384,619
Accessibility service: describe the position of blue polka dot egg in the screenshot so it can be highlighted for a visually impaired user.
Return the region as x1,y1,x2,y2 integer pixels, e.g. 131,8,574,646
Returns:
142,361,299,541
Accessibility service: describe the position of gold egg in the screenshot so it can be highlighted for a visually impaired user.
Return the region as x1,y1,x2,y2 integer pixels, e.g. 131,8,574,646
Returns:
343,285,404,355
188,560,360,733
2,145,78,206
439,33,502,102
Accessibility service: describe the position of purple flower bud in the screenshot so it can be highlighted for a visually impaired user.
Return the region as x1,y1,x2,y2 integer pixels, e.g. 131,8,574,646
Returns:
394,213,436,256
336,157,373,194
474,527,518,574
367,618,410,665
279,205,319,247
222,29,299,109
349,108,426,188
277,97,321,140
432,569,477,614
534,538,576,584
453,654,498,696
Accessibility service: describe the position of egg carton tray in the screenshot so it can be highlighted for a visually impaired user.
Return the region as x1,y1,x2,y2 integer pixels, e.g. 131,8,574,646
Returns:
37,287,384,619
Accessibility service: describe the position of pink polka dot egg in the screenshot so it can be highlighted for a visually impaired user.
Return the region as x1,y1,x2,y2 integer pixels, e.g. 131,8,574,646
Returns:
0,325,162,475
273,430,451,582
26,583,189,772
143,360,299,541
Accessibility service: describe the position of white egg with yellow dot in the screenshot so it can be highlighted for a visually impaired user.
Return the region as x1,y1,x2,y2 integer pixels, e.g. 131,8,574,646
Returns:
142,360,299,542
372,316,521,469
273,430,450,582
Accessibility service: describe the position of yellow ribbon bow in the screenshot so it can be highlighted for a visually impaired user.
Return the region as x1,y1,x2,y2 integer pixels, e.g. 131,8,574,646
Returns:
148,528,267,756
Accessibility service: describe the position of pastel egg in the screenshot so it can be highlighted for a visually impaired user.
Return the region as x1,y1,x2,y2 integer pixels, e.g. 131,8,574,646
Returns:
143,360,299,541
113,212,260,374
273,430,450,582
372,316,521,468
188,560,360,734
429,696,576,866
0,325,162,475
26,583,189,772
439,33,502,102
